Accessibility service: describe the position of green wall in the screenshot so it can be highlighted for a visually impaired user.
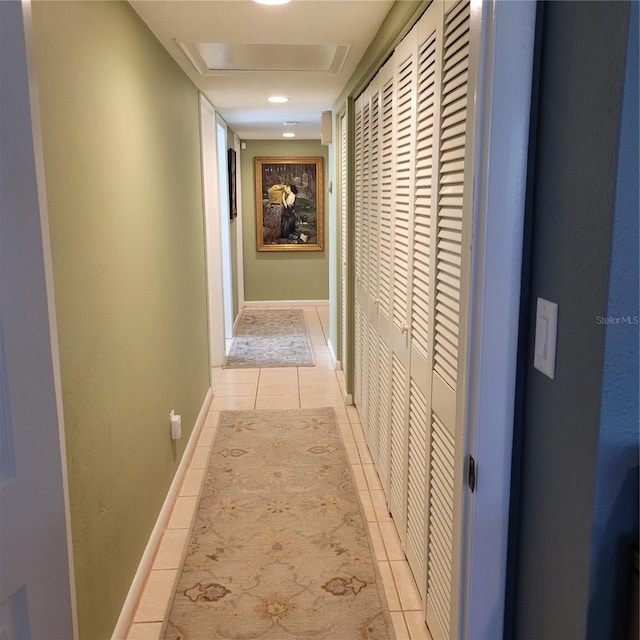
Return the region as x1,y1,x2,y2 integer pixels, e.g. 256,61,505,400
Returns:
240,140,329,301
31,2,210,638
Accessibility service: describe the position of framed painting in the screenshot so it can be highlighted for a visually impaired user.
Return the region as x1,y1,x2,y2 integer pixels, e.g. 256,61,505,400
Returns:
255,156,324,252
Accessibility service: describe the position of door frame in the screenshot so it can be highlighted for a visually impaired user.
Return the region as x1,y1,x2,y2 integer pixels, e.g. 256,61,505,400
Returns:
459,1,537,637
2,1,78,636
199,95,226,371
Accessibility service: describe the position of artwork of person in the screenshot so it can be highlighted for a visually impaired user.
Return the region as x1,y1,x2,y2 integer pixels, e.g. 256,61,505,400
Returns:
267,183,297,210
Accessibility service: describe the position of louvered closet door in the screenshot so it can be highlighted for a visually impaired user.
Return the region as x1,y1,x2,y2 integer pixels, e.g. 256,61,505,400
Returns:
360,87,372,432
365,76,382,464
340,112,348,377
353,96,364,408
387,28,418,546
405,2,443,600
426,1,470,638
374,58,395,499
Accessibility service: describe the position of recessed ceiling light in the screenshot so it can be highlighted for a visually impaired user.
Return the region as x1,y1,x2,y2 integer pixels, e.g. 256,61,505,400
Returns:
268,96,288,103
255,0,291,5
283,132,296,138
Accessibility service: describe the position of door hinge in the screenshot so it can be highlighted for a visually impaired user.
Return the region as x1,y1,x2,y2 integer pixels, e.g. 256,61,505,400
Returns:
468,455,476,493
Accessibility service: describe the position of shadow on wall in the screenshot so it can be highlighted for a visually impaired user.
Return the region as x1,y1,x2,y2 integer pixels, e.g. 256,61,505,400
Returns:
587,460,639,639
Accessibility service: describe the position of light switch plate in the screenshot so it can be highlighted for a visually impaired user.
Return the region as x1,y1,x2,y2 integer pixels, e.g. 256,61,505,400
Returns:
534,297,558,379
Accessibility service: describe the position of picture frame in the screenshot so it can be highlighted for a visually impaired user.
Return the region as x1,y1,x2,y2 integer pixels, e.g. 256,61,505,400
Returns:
255,156,324,252
227,148,237,219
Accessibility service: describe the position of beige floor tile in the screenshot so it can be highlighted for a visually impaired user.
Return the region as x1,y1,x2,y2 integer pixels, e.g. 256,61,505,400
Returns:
371,489,392,522
346,405,362,423
359,490,376,521
180,468,205,496
300,394,346,409
379,520,406,561
391,612,410,640
257,381,298,396
378,561,402,611
331,406,349,423
310,365,336,375
197,428,216,447
167,496,198,529
337,422,356,445
297,369,339,384
210,395,256,411
219,368,260,383
404,611,432,640
356,440,374,464
213,382,257,397
298,381,342,396
133,569,177,622
126,622,163,640
366,521,388,561
351,422,366,443
350,464,368,491
255,395,300,410
258,369,298,384
344,442,361,465
363,463,384,492
153,528,190,570
390,561,423,610
189,446,211,470
203,411,221,429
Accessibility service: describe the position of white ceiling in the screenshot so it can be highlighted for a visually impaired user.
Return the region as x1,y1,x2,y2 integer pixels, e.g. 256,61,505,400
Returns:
128,0,394,140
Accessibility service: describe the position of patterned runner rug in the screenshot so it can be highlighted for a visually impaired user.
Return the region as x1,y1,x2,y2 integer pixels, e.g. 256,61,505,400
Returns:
163,408,396,640
224,309,314,368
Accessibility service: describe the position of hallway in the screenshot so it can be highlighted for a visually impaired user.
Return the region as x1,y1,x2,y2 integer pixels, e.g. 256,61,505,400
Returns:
126,306,431,640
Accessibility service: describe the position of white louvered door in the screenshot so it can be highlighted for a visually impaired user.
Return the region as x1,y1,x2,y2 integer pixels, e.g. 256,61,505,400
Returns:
373,57,395,499
351,1,473,637
340,112,348,377
365,73,382,465
386,28,417,545
425,2,470,638
405,4,443,600
353,96,364,408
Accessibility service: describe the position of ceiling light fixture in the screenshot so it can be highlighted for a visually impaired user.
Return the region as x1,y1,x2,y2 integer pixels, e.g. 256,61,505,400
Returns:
268,96,288,104
254,0,291,5
283,132,296,138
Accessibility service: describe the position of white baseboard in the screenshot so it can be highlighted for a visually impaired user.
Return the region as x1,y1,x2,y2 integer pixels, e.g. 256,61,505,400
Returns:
344,393,354,406
242,299,329,307
326,338,340,370
111,387,213,640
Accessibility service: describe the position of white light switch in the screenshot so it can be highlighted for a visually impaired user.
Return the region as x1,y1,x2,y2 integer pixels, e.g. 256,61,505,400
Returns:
534,298,558,379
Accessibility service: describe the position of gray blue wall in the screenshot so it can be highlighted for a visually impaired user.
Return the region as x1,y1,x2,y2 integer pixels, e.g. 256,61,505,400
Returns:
511,2,637,638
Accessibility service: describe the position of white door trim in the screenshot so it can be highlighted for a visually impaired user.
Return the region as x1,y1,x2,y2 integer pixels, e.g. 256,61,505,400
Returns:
199,95,226,370
232,133,245,310
461,1,537,637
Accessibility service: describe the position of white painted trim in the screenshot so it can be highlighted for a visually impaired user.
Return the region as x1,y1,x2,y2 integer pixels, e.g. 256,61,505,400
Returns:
199,95,226,369
215,114,234,341
461,1,537,638
326,338,340,370
233,133,245,312
21,2,79,636
343,393,354,406
242,300,329,308
111,387,213,640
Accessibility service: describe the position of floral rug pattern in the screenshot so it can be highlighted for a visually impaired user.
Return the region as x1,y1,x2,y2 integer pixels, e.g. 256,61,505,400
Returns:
163,408,396,640
224,309,314,368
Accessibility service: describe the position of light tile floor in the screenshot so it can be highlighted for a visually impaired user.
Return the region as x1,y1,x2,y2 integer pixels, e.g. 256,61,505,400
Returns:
126,305,432,640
